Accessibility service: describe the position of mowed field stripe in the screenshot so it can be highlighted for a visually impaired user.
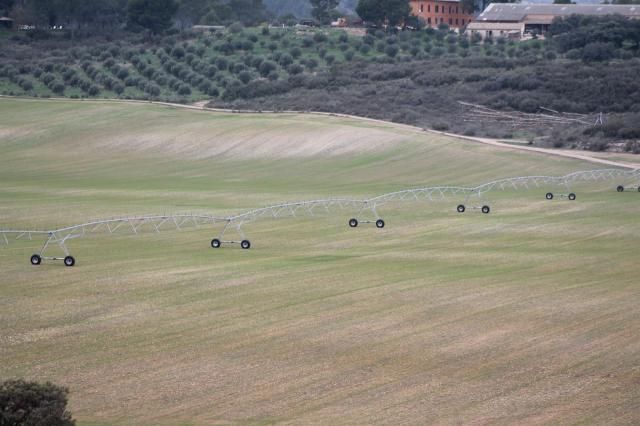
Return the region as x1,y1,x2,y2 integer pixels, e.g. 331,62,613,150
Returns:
1,99,639,425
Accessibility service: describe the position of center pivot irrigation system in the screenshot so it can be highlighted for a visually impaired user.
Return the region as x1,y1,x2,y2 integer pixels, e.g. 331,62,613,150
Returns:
1,169,639,267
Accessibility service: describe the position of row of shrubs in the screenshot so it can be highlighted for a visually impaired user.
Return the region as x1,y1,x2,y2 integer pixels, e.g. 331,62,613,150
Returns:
2,23,640,150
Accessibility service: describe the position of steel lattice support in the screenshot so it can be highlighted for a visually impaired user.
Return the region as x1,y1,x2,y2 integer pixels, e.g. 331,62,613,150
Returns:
1,168,638,266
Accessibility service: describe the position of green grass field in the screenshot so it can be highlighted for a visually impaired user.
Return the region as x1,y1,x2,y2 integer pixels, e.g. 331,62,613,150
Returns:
1,98,639,425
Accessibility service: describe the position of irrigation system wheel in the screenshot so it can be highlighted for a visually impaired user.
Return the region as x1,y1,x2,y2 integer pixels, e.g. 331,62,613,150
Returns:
63,256,75,267
375,219,385,228
457,204,465,213
240,240,251,250
211,238,221,248
568,193,576,201
482,205,491,214
617,185,624,192
348,218,358,228
546,192,554,200
30,254,41,266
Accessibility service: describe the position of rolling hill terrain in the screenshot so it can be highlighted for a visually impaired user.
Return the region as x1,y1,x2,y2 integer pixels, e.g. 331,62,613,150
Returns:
1,98,639,425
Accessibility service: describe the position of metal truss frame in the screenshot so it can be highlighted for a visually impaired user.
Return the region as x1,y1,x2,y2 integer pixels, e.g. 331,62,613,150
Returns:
1,168,638,266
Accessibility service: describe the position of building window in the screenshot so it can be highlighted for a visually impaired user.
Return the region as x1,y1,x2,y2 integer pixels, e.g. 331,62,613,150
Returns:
461,19,465,25
428,4,430,12
449,6,452,13
427,17,431,24
435,5,438,13
456,18,459,25
449,18,453,25
456,6,459,13
420,4,424,12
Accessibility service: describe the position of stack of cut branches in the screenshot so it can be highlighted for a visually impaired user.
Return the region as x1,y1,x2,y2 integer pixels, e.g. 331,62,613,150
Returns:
458,102,593,128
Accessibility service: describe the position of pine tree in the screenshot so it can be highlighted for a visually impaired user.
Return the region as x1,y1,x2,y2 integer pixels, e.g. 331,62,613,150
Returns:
310,0,339,24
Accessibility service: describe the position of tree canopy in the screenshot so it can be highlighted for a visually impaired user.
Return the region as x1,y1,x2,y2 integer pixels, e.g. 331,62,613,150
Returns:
0,380,75,426
356,0,411,28
0,0,15,16
3,0,271,33
310,0,340,24
128,0,178,33
549,14,640,53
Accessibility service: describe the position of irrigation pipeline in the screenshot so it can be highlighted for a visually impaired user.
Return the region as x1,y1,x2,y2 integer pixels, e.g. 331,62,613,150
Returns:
1,168,639,265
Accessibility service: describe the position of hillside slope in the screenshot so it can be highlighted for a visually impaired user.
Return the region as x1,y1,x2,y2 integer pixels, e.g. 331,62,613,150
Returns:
1,99,639,425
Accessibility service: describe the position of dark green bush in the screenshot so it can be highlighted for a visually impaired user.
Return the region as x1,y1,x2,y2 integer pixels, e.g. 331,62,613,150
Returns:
287,63,303,75
124,76,140,87
278,54,293,67
116,68,129,80
146,84,161,96
305,58,318,70
113,82,125,94
0,380,75,426
259,60,277,77
290,47,302,59
385,45,399,58
171,46,185,59
19,79,34,91
215,57,228,71
178,84,191,95
232,62,246,74
238,70,252,84
582,42,615,63
47,80,66,95
313,32,328,43
41,73,56,85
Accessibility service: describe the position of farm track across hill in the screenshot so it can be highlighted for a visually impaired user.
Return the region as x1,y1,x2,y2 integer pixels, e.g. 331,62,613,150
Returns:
2,95,637,169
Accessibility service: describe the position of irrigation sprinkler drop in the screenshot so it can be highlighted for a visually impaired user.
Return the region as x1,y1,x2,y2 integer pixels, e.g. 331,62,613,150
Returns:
614,169,640,193
210,220,252,249
347,201,386,229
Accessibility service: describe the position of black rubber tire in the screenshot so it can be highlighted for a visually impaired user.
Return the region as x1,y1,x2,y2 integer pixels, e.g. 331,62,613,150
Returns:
64,256,75,267
375,219,385,229
457,204,465,213
617,185,624,192
30,254,41,266
568,193,576,201
546,192,554,200
241,240,251,250
348,218,358,228
211,238,221,248
637,186,640,193
482,205,491,214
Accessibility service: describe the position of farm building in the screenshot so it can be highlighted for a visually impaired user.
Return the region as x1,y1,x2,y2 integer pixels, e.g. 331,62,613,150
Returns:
410,0,475,30
0,16,13,29
468,3,640,39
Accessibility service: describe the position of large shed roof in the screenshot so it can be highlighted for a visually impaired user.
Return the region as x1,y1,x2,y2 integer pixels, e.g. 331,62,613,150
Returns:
476,3,640,22
466,22,524,31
